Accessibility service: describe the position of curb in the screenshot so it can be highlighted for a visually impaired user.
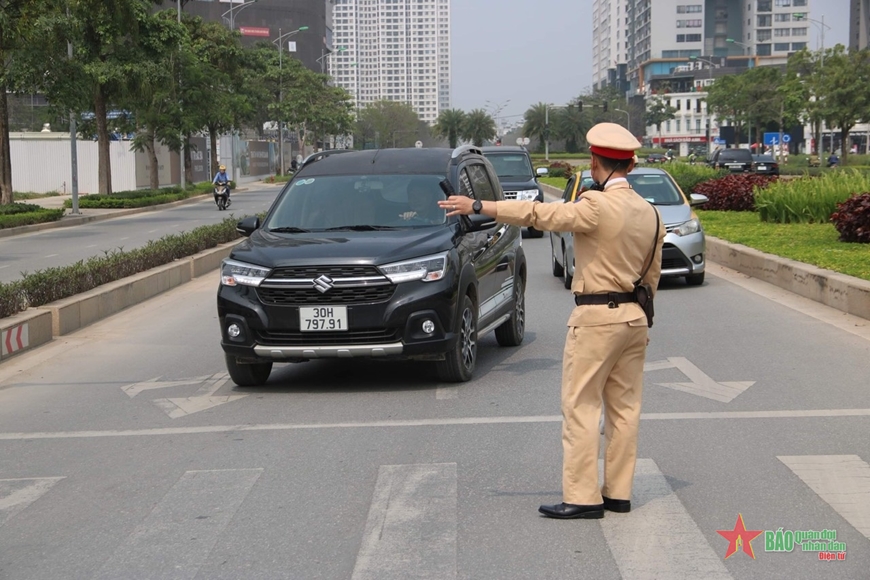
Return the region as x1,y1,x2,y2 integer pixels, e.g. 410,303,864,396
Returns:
540,182,870,321
0,241,239,361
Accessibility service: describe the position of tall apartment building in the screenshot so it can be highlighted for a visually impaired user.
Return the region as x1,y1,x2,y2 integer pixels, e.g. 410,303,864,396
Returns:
329,0,451,123
593,1,812,92
851,0,870,49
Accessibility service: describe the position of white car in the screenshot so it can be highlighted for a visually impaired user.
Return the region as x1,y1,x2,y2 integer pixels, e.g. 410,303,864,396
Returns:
550,168,708,287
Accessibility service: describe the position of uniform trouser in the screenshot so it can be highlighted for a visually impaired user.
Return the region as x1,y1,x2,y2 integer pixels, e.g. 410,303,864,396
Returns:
561,322,648,505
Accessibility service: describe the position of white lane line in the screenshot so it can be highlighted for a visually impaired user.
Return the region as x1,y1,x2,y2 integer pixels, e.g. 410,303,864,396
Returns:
352,464,457,580
119,237,129,241
778,455,870,540
1,409,870,441
147,229,158,233
0,477,65,527
436,386,458,400
600,459,732,580
0,265,9,270
43,254,59,258
93,468,262,580
85,244,97,248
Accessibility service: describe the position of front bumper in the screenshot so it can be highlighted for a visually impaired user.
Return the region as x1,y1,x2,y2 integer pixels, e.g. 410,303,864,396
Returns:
661,230,705,277
218,271,460,362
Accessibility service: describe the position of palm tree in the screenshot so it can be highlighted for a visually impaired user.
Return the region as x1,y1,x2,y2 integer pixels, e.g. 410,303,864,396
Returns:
553,104,591,153
522,102,549,152
432,109,466,148
462,109,496,147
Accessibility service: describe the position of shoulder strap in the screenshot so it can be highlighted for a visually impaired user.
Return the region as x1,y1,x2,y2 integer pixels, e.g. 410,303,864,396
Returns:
634,203,660,286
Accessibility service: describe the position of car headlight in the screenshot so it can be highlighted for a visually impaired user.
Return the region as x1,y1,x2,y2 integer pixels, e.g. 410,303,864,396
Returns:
672,218,701,237
221,259,271,287
379,252,448,283
515,189,540,201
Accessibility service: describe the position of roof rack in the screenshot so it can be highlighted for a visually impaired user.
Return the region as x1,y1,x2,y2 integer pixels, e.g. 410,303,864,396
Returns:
451,145,483,159
299,149,354,170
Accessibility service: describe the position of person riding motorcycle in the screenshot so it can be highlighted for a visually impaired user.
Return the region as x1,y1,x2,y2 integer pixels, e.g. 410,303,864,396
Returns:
212,165,231,207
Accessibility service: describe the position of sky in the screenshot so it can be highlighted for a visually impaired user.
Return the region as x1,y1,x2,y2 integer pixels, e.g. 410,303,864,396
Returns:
451,0,851,122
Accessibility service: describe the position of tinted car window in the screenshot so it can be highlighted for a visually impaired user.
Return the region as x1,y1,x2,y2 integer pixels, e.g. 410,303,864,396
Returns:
627,174,684,205
719,149,752,162
467,164,498,202
485,153,534,179
562,176,576,202
265,174,446,230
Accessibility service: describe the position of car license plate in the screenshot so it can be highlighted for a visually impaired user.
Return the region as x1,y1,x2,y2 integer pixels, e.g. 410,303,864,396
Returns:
757,165,767,170
299,306,347,331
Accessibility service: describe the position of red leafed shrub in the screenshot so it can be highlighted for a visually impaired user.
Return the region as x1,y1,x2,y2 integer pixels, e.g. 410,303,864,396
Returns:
830,192,870,243
692,173,778,211
546,160,575,178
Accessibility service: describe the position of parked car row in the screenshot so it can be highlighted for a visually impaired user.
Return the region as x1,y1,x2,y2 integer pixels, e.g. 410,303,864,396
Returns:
217,146,709,388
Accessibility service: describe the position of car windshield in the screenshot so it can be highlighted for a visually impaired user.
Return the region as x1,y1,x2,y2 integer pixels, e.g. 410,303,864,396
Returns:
264,174,447,231
628,174,684,205
753,155,776,162
484,153,533,178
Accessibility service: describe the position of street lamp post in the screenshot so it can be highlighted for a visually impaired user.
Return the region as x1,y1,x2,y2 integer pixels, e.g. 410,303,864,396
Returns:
485,99,510,141
222,0,259,31
317,46,347,75
614,108,631,133
66,3,79,214
177,0,185,190
727,39,755,150
272,26,309,174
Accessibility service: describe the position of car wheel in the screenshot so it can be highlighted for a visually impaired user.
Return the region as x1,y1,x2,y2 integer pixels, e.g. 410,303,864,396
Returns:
495,275,525,347
685,272,705,286
435,294,477,383
563,246,573,290
527,226,544,238
551,239,564,277
225,354,273,387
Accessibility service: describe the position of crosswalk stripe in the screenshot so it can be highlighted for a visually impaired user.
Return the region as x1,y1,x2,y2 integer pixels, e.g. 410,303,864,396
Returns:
93,468,263,580
0,477,65,527
778,455,870,539
600,459,733,580
352,463,457,580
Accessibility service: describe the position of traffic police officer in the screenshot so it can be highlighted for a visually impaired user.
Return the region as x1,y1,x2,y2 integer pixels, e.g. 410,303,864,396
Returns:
439,122,664,519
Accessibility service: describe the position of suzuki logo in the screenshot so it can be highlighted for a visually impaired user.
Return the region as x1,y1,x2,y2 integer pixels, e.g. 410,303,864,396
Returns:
313,275,334,294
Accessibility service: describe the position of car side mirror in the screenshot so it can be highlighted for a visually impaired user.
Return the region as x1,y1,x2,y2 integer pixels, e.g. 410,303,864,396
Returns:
465,213,497,232
236,216,260,236
536,167,549,176
689,193,709,206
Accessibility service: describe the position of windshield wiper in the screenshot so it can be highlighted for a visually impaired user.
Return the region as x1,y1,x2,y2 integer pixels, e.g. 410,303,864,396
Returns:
268,226,310,233
323,225,399,231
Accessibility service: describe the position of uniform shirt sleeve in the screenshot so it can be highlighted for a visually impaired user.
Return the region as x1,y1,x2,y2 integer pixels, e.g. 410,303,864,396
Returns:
642,208,666,297
494,193,600,233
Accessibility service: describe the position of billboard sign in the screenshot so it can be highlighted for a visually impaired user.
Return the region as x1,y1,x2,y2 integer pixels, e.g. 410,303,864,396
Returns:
239,26,270,37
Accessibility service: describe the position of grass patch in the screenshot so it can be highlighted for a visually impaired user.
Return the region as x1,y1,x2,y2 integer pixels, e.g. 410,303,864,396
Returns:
539,176,568,191
12,192,63,200
755,169,870,223
698,209,870,281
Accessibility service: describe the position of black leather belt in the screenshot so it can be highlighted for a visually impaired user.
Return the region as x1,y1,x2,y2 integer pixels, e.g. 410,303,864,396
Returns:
575,291,638,308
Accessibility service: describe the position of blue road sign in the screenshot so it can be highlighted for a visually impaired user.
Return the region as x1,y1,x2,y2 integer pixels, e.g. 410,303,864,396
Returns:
713,137,725,145
763,132,780,146
782,134,791,144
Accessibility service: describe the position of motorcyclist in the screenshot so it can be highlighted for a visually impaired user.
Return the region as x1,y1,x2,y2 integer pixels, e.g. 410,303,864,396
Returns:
212,165,231,206
827,153,840,168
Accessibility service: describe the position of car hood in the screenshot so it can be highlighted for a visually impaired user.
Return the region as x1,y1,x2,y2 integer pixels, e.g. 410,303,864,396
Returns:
654,203,693,226
496,177,538,190
230,226,455,269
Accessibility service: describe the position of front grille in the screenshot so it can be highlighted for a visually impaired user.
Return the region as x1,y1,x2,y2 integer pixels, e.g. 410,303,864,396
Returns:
661,244,691,270
270,265,382,279
257,285,395,305
503,191,518,200
254,328,400,346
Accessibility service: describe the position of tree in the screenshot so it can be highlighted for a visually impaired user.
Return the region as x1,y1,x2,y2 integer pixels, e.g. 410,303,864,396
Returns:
522,102,549,153
553,102,590,153
355,100,419,149
462,109,496,147
742,65,783,149
645,96,677,147
787,48,825,155
818,45,870,163
432,109,466,148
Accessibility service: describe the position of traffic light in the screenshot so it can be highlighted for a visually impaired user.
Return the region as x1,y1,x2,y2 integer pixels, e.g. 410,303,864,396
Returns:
578,101,583,112
603,101,608,113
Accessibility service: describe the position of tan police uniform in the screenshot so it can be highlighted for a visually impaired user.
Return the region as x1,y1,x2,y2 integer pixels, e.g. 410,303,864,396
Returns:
494,123,665,507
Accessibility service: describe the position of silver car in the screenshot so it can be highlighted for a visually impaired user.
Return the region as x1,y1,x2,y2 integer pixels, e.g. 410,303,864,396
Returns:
549,168,708,287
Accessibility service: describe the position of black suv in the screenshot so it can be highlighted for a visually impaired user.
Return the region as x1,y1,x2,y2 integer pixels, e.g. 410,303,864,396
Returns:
707,148,753,172
218,146,527,386
481,146,545,238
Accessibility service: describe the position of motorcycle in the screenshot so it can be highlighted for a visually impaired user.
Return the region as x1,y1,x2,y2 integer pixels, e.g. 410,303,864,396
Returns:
827,154,840,168
214,183,231,211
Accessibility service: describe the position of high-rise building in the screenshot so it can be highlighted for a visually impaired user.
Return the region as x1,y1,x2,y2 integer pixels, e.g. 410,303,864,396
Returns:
850,0,870,49
329,0,451,123
593,1,812,92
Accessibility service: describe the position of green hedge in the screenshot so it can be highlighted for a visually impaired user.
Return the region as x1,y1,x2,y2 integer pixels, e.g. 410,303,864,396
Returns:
755,170,870,223
664,163,727,195
63,181,222,210
0,203,65,229
0,216,248,319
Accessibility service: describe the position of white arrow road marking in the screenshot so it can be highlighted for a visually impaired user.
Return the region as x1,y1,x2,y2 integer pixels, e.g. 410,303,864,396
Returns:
152,372,247,419
121,376,212,398
644,357,755,403
0,477,65,527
